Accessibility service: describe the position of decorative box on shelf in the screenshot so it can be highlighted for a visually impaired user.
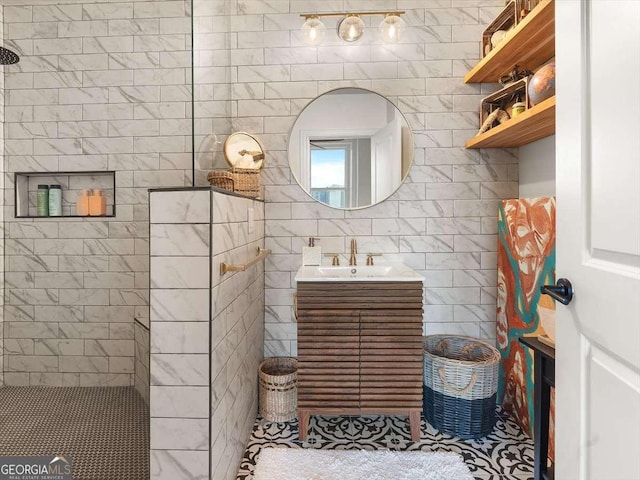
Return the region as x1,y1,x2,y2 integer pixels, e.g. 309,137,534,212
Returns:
482,1,518,57
479,77,530,132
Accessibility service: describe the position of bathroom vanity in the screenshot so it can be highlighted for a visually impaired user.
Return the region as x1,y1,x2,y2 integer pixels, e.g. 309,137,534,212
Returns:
295,265,424,441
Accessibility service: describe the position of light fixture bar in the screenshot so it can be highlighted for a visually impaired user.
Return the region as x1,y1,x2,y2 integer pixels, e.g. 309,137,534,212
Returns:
300,11,405,20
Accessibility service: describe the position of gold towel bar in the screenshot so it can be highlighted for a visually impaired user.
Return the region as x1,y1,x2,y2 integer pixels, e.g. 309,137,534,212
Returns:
220,247,271,275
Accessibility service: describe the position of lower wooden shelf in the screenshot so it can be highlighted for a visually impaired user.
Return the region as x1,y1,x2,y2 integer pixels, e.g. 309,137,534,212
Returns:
465,95,556,149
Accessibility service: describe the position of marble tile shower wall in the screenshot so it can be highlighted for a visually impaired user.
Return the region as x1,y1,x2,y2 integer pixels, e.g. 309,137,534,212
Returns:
193,0,519,357
0,5,5,387
149,189,265,480
2,0,192,386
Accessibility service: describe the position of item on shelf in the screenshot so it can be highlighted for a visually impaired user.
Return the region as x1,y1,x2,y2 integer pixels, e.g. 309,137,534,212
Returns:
76,189,90,216
36,184,49,217
48,185,62,216
478,77,529,134
482,1,518,58
528,61,555,106
491,30,508,48
89,189,107,216
498,65,533,86
511,101,526,118
223,132,266,170
207,168,261,198
478,109,510,134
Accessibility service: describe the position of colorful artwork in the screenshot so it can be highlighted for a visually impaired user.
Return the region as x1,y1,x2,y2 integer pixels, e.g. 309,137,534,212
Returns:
497,197,556,459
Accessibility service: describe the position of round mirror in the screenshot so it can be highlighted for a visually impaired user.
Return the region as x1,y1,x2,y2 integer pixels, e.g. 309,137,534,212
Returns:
289,88,414,210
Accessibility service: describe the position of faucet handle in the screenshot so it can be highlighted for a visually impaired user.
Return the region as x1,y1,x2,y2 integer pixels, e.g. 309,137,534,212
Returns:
324,253,340,266
365,253,382,265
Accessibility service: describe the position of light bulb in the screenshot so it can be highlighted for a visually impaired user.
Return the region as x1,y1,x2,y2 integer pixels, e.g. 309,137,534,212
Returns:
338,15,364,42
301,16,326,46
379,14,406,43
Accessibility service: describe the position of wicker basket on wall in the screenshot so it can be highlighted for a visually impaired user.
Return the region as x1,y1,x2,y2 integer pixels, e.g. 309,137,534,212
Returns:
259,357,298,422
423,335,500,439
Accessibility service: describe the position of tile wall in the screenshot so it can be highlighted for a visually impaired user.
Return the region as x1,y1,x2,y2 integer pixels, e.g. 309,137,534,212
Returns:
2,0,192,386
192,0,519,357
0,4,5,387
149,188,265,480
134,317,149,404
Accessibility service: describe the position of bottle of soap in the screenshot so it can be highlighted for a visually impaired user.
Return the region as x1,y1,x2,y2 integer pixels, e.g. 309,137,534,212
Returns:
76,189,90,216
48,184,62,216
89,189,106,216
302,237,321,266
36,184,49,217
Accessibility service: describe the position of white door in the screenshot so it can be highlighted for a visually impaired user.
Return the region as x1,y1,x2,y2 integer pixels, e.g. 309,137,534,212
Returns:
371,117,401,203
556,1,640,479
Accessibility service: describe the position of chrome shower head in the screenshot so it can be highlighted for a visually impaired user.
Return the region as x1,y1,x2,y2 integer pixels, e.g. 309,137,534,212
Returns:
0,47,20,65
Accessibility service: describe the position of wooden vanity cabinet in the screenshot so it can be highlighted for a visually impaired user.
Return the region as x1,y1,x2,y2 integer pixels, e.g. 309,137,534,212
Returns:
296,281,424,441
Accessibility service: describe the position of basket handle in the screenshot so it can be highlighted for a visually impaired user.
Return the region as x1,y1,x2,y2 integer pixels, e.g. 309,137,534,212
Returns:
438,368,478,395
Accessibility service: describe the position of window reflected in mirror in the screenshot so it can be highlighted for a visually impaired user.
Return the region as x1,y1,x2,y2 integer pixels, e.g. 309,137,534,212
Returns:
289,88,414,210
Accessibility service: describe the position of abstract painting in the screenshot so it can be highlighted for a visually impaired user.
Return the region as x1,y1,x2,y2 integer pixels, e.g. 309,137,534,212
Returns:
497,197,556,459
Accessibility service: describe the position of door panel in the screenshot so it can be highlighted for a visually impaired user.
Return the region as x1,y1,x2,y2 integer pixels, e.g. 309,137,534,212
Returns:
556,1,640,478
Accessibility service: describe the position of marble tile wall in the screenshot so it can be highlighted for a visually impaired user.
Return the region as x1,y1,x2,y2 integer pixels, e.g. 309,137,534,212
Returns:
0,4,5,387
149,188,265,480
2,0,192,386
192,0,518,357
134,317,149,405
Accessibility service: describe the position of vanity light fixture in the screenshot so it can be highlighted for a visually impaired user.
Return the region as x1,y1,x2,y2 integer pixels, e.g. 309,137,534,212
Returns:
300,15,326,46
300,11,406,46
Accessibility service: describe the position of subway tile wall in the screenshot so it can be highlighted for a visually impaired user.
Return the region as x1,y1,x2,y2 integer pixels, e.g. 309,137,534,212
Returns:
134,317,149,404
2,0,192,386
0,5,5,387
149,189,265,480
192,0,518,358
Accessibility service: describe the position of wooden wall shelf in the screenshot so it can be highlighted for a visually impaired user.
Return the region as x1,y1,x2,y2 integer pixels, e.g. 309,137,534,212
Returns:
465,0,555,84
465,96,555,149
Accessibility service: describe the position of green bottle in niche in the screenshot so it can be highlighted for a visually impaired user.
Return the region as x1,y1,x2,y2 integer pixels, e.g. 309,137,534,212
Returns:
48,184,62,216
36,184,49,216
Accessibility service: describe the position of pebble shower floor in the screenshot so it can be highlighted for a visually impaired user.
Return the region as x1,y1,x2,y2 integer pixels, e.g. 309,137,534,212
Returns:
237,408,535,480
0,386,148,480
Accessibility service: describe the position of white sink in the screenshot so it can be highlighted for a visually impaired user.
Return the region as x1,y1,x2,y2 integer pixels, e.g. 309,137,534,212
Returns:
295,263,424,282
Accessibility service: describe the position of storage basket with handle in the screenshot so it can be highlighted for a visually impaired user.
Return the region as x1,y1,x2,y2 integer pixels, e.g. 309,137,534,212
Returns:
207,167,261,198
259,357,298,422
423,335,500,438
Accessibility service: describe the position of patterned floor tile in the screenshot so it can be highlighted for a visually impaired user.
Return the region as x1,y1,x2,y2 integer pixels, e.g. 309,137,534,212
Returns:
237,408,533,480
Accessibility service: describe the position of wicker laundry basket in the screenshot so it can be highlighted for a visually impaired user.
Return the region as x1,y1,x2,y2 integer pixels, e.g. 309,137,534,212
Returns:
423,335,500,439
207,167,261,198
259,357,298,422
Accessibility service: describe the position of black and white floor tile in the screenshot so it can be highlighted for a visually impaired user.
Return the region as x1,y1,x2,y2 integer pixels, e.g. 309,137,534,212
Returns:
237,408,534,480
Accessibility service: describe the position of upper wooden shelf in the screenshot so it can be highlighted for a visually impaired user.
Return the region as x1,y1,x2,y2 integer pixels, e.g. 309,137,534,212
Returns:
464,0,555,84
465,95,555,149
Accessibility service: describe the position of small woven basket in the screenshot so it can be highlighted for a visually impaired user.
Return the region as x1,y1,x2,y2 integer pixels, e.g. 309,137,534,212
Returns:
259,357,298,422
207,167,261,198
423,335,500,438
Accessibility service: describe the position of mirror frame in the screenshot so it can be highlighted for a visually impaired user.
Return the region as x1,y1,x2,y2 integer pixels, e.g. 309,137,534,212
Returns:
288,87,414,210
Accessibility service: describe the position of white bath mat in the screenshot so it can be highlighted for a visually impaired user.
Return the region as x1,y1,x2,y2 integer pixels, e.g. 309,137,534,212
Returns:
253,448,474,480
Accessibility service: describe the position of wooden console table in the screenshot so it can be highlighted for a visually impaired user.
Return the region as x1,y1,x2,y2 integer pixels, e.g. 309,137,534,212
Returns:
519,336,555,480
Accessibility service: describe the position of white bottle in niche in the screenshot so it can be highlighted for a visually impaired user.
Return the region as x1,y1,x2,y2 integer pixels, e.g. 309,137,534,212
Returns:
302,237,321,266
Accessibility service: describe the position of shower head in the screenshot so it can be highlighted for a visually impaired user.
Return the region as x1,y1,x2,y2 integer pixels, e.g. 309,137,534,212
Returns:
0,47,20,65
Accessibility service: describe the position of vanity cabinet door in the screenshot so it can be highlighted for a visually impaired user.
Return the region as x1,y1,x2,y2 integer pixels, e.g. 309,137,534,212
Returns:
297,309,360,409
360,309,424,410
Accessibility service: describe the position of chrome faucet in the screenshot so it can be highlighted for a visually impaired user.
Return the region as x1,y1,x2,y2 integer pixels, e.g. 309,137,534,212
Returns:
349,239,357,266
